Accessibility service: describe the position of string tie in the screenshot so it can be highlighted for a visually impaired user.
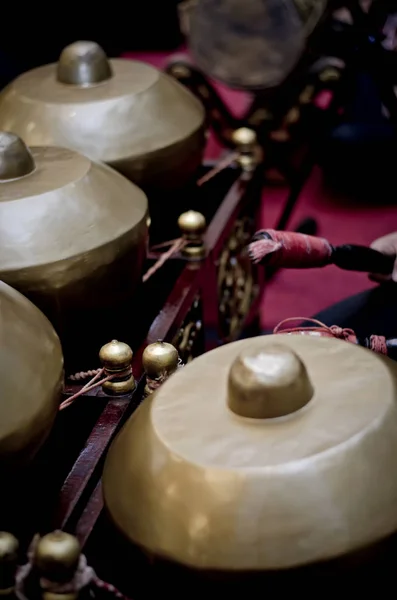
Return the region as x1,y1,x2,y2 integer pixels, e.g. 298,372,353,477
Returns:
142,151,238,283
273,317,357,343
60,366,132,411
273,317,388,356
145,357,184,394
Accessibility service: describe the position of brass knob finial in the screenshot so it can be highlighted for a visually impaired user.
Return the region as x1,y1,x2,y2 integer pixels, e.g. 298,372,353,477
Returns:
231,127,257,148
178,211,206,235
34,531,80,582
99,340,135,395
227,344,313,419
143,342,179,379
231,128,258,171
99,340,133,372
57,41,113,86
178,211,206,259
166,60,192,80
143,341,180,397
0,132,35,181
0,532,19,592
0,533,18,564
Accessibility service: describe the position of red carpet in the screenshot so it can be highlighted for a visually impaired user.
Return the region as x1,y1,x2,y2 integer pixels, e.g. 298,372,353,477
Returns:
123,49,397,331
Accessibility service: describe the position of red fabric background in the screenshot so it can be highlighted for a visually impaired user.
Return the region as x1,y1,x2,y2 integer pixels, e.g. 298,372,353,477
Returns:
123,48,397,330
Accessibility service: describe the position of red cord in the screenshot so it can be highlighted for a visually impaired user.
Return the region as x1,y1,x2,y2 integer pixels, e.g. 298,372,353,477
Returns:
274,317,357,343
273,317,388,356
93,577,131,600
60,367,132,411
369,335,388,355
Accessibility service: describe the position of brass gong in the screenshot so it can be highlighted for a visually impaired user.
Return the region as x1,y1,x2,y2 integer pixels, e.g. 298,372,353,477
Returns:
0,132,148,367
103,334,397,572
0,41,206,191
0,281,63,468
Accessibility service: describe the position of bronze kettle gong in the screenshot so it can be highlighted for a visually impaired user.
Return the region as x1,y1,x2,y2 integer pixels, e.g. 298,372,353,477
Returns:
0,132,148,368
0,41,206,193
0,280,63,470
103,334,397,575
188,0,329,90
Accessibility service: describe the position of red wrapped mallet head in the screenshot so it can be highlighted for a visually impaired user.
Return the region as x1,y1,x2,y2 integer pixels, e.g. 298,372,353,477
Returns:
248,229,395,274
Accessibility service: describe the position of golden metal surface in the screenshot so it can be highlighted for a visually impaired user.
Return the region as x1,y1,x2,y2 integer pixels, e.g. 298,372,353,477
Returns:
231,128,260,171
231,127,257,148
143,342,179,379
99,340,135,395
0,132,35,180
57,41,112,85
227,344,313,419
0,532,18,594
35,532,80,580
102,378,136,395
0,134,148,350
178,210,206,234
178,211,206,259
237,154,257,172
43,594,77,600
0,42,205,191
319,67,341,82
99,340,133,372
299,84,315,104
0,282,63,467
143,342,180,397
0,533,18,564
103,334,397,571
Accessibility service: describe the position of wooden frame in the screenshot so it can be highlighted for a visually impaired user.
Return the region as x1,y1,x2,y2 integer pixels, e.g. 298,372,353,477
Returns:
43,159,266,550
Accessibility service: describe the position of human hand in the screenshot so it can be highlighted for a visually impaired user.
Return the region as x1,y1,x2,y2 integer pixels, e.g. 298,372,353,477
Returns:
369,232,397,283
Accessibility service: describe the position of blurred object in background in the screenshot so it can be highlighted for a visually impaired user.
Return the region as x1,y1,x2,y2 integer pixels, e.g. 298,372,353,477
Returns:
188,0,329,90
319,2,397,198
383,12,397,50
320,71,397,199
178,0,197,36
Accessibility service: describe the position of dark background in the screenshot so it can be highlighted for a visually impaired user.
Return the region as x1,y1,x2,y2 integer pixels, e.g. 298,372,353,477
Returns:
0,1,183,88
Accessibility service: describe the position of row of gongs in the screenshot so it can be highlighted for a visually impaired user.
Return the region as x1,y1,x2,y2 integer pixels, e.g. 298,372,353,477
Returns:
3,32,397,580
0,41,207,362
0,42,206,494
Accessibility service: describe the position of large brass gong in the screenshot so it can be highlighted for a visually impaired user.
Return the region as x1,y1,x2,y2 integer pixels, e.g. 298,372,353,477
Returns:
0,281,63,468
0,132,148,366
103,334,397,572
0,41,205,191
